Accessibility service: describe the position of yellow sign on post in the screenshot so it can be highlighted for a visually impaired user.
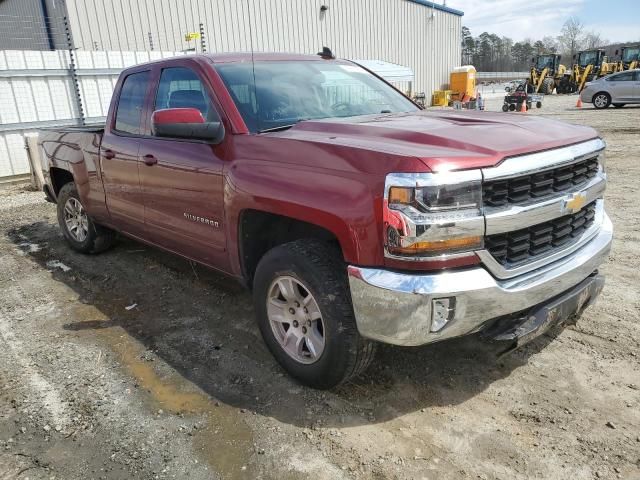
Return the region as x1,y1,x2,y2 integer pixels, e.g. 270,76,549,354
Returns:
184,32,201,42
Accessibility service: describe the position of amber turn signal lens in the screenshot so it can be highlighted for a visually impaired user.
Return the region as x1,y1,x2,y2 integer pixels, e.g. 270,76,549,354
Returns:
388,187,414,205
388,236,482,255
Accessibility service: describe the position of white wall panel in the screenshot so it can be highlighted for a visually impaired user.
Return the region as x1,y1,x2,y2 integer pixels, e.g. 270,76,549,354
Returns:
65,0,461,96
0,49,184,178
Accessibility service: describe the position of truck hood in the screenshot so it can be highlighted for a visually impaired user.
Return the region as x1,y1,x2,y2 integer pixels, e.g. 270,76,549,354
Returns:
273,110,599,171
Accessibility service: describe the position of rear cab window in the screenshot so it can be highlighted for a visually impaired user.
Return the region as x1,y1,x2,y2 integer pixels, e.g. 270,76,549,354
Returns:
114,71,150,135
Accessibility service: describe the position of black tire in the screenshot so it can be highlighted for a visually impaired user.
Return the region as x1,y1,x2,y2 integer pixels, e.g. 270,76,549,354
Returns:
592,92,611,109
541,78,555,94
501,104,509,112
508,104,516,111
536,101,542,108
613,103,625,108
57,182,115,254
253,239,377,389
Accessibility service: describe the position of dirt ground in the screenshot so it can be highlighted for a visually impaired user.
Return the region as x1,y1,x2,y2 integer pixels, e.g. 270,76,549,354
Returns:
1,95,639,480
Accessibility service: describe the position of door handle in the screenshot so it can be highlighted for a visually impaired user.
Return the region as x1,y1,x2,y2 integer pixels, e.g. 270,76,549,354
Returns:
143,154,158,166
102,149,115,160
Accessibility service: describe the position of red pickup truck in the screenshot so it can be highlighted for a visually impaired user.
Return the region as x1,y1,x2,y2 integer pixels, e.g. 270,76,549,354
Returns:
39,53,612,388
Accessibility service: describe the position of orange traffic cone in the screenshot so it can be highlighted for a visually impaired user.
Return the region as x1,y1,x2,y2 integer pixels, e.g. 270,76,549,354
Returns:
576,96,583,108
520,99,527,113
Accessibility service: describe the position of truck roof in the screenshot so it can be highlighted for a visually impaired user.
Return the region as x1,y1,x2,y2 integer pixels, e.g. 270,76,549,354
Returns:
129,52,343,69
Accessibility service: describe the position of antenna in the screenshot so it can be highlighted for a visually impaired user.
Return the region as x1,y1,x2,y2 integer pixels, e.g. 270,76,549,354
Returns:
317,46,335,59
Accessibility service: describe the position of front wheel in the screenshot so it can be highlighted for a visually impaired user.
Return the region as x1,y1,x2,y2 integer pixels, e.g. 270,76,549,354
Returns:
57,182,115,254
253,239,376,389
592,92,611,109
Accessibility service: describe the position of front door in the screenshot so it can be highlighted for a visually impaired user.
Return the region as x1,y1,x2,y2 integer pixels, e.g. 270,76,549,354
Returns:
100,69,151,236
138,64,227,268
607,71,636,101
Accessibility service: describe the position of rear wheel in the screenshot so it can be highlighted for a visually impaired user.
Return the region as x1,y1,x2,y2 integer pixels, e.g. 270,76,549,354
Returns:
57,182,115,254
253,239,376,389
593,92,611,109
613,103,625,108
501,104,509,112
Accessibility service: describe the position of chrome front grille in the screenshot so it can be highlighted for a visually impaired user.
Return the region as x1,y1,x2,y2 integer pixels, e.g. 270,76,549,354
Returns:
485,202,597,267
483,156,599,207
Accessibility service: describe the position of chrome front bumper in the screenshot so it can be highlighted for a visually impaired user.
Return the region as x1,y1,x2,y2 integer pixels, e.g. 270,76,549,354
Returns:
347,212,613,346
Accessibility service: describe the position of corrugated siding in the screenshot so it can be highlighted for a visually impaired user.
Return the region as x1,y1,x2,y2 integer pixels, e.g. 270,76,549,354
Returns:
0,0,67,50
65,0,461,96
0,49,183,177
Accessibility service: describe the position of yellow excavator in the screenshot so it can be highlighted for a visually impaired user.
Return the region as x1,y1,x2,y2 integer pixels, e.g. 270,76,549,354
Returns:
529,54,566,94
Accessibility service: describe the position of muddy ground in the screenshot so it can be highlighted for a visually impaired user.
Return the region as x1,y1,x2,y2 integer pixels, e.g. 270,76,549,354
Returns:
1,95,639,480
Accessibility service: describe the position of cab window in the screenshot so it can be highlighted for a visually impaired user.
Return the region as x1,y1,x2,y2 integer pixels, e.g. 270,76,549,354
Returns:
114,71,150,135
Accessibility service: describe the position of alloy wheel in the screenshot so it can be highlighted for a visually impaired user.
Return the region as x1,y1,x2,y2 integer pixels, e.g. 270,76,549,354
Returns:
266,276,326,364
63,197,89,242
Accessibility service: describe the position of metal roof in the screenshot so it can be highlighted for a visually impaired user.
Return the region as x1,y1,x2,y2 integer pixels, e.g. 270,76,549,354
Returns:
407,0,464,17
354,59,415,83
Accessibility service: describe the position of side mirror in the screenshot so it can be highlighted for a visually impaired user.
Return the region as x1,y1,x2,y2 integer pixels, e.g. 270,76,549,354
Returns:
151,108,224,143
531,57,535,63
615,49,619,55
558,55,562,61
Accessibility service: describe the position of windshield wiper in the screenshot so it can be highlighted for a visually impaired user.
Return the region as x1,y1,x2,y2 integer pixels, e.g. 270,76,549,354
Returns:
258,124,297,133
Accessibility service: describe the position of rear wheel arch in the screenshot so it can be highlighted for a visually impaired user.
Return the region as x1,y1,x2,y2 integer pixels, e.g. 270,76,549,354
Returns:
50,167,75,195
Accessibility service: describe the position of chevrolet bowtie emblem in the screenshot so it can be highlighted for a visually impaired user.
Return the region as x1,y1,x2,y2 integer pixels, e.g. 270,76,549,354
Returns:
563,192,587,214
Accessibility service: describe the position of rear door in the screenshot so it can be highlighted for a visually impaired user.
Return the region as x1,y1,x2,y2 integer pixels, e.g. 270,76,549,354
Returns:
138,62,228,269
100,69,151,235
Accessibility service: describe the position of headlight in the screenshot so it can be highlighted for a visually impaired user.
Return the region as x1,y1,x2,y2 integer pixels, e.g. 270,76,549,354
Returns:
597,148,606,175
383,171,484,258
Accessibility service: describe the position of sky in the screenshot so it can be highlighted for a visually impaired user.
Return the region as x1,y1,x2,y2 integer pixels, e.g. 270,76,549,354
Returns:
447,0,640,44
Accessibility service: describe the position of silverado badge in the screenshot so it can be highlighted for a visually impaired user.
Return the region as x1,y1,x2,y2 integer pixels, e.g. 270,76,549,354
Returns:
563,191,587,214
184,212,219,228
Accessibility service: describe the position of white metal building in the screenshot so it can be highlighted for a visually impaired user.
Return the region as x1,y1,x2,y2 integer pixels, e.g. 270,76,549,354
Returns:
65,0,463,97
0,0,463,182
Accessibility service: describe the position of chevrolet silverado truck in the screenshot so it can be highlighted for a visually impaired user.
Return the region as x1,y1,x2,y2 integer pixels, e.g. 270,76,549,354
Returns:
39,53,612,389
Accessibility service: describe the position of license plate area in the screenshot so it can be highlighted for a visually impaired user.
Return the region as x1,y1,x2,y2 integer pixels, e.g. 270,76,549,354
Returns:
483,273,605,352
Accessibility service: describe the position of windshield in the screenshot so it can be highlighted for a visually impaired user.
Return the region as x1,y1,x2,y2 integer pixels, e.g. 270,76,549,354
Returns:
578,51,599,67
536,55,555,70
622,47,640,63
215,61,418,133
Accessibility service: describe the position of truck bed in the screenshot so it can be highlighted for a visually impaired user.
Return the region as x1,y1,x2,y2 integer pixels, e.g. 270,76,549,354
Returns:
40,123,105,134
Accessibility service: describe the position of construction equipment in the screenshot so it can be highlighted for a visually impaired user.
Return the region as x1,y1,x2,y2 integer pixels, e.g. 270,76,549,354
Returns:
617,45,640,70
558,49,618,93
529,54,566,94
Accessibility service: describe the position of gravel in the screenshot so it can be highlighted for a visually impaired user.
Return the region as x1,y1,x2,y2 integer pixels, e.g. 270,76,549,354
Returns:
0,95,639,480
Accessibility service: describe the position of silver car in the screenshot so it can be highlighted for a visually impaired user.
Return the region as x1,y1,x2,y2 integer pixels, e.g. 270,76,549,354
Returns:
580,69,640,109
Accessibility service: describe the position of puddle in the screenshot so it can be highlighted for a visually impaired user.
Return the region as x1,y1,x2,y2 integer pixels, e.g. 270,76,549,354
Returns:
69,305,256,479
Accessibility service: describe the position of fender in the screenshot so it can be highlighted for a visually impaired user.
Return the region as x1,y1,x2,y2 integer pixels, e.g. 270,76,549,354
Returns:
224,157,385,277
